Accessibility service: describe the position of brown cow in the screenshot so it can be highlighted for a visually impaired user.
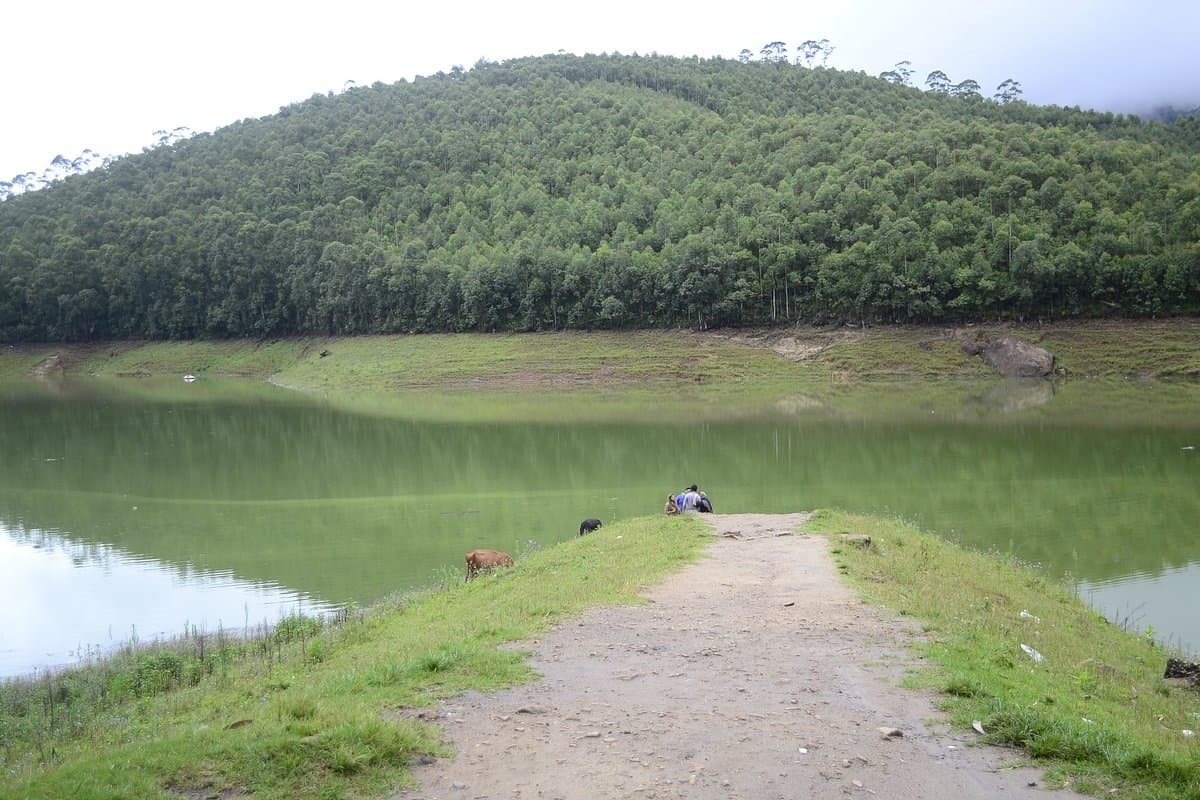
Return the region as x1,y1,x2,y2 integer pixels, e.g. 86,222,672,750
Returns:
465,549,514,582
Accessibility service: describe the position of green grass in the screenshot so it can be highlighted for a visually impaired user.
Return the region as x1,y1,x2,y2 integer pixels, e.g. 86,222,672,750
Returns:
783,319,1200,382
794,326,992,381
808,509,1200,799
3,321,1198,421
1037,319,1200,379
81,339,314,379
0,516,709,799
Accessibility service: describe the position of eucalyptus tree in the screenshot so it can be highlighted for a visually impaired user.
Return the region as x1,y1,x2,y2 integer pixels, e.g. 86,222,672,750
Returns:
759,41,788,63
951,79,982,97
880,61,914,86
797,40,824,67
993,78,1023,104
925,70,951,93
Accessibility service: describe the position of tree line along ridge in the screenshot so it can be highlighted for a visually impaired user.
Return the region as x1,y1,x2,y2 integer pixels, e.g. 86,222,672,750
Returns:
0,52,1198,341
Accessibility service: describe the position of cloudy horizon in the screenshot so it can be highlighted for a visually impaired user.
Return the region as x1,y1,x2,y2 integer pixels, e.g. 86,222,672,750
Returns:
3,0,1198,183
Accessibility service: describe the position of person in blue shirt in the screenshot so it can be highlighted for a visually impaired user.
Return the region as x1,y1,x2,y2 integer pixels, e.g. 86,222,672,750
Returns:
678,484,701,512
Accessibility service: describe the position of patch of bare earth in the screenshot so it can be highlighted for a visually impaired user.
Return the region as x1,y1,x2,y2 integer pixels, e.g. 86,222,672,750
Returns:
28,343,135,377
712,328,865,363
393,513,1073,800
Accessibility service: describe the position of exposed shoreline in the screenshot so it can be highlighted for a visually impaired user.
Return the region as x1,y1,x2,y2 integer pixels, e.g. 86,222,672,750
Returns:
4,318,1199,387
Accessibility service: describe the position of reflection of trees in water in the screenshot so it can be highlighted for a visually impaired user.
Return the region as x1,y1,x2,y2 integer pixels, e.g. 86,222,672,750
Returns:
1,517,280,592
1,386,1198,599
4,521,122,571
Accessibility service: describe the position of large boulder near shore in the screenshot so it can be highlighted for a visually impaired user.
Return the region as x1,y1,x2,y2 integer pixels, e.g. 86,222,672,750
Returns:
980,337,1054,378
1164,657,1200,686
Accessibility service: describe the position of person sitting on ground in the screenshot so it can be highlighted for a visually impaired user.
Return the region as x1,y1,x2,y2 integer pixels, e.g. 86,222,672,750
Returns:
664,494,680,515
697,491,713,513
677,484,702,512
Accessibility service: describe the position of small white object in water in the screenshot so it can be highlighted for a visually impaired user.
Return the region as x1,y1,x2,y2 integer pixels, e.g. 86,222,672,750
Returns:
1020,643,1044,663
1183,445,1196,451
183,373,197,382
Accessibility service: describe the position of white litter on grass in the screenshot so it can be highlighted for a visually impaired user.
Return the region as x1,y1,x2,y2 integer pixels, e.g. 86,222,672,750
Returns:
1020,643,1045,663
1183,730,1196,737
1019,610,1041,623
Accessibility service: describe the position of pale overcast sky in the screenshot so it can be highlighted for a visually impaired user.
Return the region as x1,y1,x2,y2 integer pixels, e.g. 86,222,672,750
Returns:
2,0,1198,181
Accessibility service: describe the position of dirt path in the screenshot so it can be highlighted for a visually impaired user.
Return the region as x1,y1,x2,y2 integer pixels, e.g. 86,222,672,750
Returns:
394,513,1073,800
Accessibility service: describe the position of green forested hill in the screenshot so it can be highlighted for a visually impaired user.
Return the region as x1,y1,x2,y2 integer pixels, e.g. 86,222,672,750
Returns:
2,53,1199,341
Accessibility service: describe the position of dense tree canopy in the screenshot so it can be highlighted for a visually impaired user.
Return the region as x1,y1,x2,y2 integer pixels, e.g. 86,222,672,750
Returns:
1,53,1198,341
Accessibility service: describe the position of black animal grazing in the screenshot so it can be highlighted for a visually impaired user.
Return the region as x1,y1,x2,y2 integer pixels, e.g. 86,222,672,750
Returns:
579,518,602,536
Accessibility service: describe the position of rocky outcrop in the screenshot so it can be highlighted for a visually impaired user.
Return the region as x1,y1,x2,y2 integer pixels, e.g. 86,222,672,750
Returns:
980,337,1054,378
1164,657,1200,686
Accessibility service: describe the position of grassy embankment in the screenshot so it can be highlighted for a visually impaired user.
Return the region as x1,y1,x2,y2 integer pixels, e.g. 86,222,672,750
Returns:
785,319,1200,423
0,517,710,799
1,332,802,422
812,509,1200,800
3,319,1198,422
6,511,1199,799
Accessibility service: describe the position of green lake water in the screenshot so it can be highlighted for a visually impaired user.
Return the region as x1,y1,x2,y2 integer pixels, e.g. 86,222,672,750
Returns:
1,377,1198,678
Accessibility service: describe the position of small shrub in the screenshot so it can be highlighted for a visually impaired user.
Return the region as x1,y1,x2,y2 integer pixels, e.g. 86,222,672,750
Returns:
274,614,322,645
132,651,184,697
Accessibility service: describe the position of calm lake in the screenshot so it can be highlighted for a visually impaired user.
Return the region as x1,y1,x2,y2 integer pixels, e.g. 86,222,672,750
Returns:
1,377,1197,678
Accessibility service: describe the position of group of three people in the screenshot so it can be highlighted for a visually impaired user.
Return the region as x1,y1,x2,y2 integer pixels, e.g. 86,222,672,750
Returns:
665,484,713,515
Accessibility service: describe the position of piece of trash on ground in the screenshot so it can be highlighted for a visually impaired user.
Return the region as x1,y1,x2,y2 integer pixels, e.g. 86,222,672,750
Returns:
1020,643,1044,663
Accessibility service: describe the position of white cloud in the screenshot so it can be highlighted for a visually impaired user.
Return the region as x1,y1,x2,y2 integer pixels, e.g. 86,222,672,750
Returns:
3,0,1197,181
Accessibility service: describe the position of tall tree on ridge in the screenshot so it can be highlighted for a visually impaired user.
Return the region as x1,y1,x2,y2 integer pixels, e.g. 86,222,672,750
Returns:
880,61,914,86
951,78,981,97
760,41,788,63
925,70,951,93
993,78,1023,104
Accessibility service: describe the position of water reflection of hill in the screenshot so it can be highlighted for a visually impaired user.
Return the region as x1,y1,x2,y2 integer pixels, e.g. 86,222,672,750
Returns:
1,379,1198,602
